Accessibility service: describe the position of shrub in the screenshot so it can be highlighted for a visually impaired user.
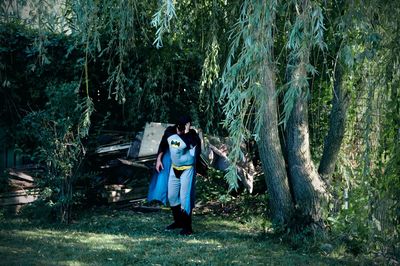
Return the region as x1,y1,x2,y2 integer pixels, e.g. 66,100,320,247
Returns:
17,82,93,223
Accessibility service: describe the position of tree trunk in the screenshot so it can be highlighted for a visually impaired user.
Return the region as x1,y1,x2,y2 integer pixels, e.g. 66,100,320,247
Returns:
318,63,349,179
258,65,294,225
286,91,328,225
283,0,329,226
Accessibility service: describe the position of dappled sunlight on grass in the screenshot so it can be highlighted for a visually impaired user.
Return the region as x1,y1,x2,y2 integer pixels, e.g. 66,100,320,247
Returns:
200,216,248,230
0,209,373,265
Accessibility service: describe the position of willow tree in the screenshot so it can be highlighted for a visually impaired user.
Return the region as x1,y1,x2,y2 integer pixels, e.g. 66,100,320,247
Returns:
218,0,399,234
217,0,338,227
5,0,398,236
148,0,348,227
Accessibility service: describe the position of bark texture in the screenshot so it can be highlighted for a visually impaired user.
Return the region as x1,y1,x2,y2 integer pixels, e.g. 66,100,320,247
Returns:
318,63,349,179
258,66,294,224
284,0,328,225
287,91,328,224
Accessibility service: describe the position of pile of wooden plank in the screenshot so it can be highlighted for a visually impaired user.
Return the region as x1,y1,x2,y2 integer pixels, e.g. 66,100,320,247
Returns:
92,123,172,204
0,165,43,213
1,122,232,210
101,184,148,203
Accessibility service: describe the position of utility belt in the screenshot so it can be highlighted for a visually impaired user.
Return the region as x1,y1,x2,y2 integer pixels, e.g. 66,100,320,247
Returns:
172,164,193,179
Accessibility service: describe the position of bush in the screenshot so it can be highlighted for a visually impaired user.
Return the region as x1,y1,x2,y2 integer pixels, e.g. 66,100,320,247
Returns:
16,82,92,223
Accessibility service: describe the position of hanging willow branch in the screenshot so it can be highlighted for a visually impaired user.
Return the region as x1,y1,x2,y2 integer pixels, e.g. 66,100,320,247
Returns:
27,0,61,66
281,0,326,128
104,0,137,104
151,0,176,49
199,36,221,131
197,0,229,133
219,0,277,190
67,0,139,104
79,34,94,139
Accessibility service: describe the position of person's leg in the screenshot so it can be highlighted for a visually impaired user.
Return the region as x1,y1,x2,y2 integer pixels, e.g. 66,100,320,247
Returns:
166,205,183,230
179,167,195,235
166,168,182,230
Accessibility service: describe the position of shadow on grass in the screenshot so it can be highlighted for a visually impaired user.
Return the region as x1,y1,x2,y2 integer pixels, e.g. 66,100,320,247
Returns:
0,209,368,265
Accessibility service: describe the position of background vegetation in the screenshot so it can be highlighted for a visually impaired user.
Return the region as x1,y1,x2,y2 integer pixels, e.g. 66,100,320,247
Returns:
0,0,399,263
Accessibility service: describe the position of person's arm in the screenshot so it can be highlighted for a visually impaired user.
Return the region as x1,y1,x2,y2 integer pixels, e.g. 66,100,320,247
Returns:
156,151,164,173
155,126,174,172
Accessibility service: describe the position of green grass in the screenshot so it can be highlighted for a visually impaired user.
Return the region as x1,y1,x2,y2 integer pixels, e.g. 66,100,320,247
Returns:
0,208,375,266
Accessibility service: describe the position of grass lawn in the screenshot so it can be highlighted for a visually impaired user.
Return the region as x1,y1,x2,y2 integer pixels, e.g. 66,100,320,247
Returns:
0,207,376,265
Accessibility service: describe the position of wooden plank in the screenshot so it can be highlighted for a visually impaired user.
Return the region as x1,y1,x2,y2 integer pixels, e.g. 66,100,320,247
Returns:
105,189,133,197
8,170,34,182
104,184,125,190
0,189,40,198
133,155,157,163
0,194,39,206
95,143,131,154
117,158,150,169
8,178,36,189
105,187,148,203
138,122,172,157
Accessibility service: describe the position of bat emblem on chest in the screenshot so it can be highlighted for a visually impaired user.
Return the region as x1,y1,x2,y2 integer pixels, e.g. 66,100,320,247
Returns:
171,140,181,148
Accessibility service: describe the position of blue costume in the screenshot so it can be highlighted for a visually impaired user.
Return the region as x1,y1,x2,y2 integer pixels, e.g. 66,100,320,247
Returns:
147,120,201,235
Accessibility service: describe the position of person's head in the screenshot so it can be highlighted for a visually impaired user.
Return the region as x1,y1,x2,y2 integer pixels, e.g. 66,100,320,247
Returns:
176,115,192,133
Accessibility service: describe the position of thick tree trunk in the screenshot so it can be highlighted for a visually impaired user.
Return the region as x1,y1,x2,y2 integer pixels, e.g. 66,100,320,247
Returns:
318,63,349,179
258,66,294,225
286,91,328,225
284,0,328,226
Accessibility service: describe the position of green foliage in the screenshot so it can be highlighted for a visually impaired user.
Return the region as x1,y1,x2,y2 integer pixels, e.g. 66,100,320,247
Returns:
0,208,4,221
327,184,372,255
218,0,277,190
78,96,95,138
1,1,399,259
151,0,176,49
199,37,222,132
197,168,228,203
19,199,55,222
17,82,88,223
281,1,326,128
197,168,270,225
0,23,77,128
326,2,400,254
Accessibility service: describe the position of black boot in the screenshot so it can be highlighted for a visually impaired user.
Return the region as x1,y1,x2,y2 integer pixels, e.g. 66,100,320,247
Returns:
179,211,193,236
166,205,183,230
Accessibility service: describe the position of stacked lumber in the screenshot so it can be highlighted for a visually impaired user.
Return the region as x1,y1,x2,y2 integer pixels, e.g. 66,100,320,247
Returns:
95,130,135,159
8,168,36,189
0,189,40,206
91,124,168,204
102,184,148,203
92,123,207,204
0,165,43,212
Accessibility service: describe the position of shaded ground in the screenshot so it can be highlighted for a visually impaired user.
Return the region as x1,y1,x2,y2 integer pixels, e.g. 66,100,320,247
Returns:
0,208,376,265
